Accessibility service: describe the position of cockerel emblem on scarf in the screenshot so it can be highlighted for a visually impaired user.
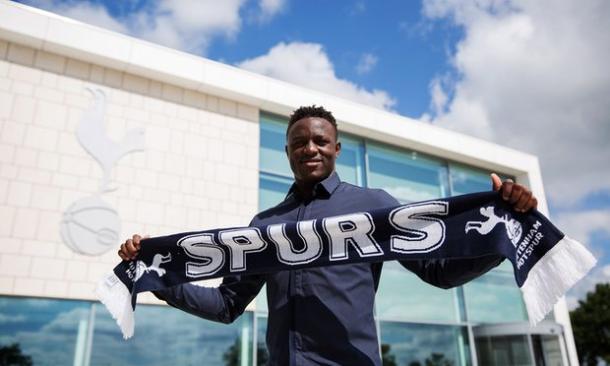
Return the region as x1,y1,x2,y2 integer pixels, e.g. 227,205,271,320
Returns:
465,206,523,246
134,253,172,282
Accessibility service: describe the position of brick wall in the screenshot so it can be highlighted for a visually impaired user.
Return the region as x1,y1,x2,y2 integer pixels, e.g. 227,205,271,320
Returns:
0,39,261,304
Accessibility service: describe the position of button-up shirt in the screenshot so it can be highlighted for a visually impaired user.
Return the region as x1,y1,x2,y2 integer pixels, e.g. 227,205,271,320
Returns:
155,172,502,365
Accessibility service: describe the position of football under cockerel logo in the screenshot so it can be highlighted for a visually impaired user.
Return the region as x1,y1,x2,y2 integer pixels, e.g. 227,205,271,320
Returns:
465,206,523,246
60,88,146,255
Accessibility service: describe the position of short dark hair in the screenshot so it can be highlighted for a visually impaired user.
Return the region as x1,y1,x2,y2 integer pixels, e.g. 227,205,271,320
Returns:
287,105,338,139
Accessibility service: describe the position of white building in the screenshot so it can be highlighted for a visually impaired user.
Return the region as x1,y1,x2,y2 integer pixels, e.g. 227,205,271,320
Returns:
0,2,578,365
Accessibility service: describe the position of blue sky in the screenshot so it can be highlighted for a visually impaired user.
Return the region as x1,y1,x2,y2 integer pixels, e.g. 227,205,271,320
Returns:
15,0,610,308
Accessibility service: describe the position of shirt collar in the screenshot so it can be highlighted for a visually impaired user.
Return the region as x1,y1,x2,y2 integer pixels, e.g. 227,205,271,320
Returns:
287,171,341,200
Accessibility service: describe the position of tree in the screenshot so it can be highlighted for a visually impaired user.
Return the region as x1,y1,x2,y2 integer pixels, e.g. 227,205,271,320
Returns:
222,338,268,366
256,342,269,366
380,343,397,366
570,283,610,366
0,343,33,366
424,352,454,366
222,339,239,366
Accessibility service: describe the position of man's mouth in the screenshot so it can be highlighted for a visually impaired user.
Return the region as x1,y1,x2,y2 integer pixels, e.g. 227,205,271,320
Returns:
301,159,322,166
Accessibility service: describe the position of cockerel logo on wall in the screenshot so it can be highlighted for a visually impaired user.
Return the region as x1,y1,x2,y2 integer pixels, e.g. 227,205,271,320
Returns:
60,88,146,255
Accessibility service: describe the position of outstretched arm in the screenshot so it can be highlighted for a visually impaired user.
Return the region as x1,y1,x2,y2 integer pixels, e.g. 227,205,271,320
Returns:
153,274,265,324
118,234,265,324
399,173,537,289
400,256,504,289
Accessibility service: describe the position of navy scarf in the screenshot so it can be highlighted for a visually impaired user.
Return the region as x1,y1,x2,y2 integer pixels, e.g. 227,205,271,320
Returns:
97,191,596,339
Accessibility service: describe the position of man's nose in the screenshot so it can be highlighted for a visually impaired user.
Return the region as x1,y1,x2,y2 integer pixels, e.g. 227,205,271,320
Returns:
303,140,317,155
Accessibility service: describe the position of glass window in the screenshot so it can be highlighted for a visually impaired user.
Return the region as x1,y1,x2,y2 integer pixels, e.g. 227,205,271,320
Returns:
255,315,269,366
366,142,450,203
0,296,90,366
379,321,471,366
336,133,365,186
91,303,252,366
450,163,512,196
475,335,533,366
260,113,291,177
376,261,460,323
255,284,269,314
259,174,292,211
0,296,253,366
533,335,564,366
463,261,528,323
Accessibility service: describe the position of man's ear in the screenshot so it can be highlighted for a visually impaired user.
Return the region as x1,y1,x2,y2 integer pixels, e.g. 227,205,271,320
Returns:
335,141,341,157
285,144,288,156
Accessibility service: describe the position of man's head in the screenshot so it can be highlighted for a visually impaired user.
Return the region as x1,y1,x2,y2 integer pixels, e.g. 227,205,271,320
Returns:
287,105,338,141
285,105,341,190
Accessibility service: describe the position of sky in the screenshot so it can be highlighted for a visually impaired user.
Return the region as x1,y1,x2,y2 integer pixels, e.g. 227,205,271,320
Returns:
14,0,610,309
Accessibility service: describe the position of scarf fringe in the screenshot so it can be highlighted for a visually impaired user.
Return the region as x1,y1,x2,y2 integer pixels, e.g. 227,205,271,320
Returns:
95,271,134,339
521,235,596,325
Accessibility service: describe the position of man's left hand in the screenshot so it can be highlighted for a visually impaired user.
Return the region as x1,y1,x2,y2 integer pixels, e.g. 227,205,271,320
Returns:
491,173,538,213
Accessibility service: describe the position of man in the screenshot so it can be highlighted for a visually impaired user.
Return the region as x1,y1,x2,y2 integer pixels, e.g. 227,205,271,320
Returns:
118,105,538,365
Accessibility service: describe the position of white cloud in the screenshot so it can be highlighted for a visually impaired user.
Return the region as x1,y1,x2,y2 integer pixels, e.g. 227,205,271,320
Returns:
237,42,396,110
21,0,253,54
566,264,610,310
420,0,610,307
420,0,610,208
555,209,610,246
0,314,26,323
256,0,286,23
24,0,128,34
554,208,610,309
356,53,378,75
427,76,449,118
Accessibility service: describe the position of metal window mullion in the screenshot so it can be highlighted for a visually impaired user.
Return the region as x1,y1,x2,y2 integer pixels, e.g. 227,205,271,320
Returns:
527,334,536,366
468,325,479,366
252,313,258,366
363,140,370,188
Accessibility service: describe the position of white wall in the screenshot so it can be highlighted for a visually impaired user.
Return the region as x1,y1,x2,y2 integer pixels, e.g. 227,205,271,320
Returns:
0,40,260,304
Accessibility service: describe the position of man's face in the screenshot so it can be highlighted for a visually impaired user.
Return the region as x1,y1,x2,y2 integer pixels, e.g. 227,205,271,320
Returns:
286,117,341,187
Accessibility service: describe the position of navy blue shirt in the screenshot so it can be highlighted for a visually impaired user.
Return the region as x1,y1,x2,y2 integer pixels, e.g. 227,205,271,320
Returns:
154,173,502,365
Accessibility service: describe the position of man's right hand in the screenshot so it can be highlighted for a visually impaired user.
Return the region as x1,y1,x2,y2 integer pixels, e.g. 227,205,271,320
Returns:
118,234,147,261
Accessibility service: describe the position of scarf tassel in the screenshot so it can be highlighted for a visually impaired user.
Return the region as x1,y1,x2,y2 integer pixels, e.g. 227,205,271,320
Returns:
521,235,597,324
96,272,134,339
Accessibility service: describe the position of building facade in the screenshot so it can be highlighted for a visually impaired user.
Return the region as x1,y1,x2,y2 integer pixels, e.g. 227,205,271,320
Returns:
0,2,577,365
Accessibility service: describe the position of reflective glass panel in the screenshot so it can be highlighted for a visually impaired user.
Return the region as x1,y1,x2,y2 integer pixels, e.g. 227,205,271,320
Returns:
255,315,269,366
0,296,254,366
475,335,533,366
259,174,292,211
255,284,268,314
366,143,449,203
90,303,253,366
464,261,528,323
260,114,291,177
336,133,365,186
450,163,512,196
0,296,90,366
379,321,471,366
376,261,459,323
533,335,563,366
